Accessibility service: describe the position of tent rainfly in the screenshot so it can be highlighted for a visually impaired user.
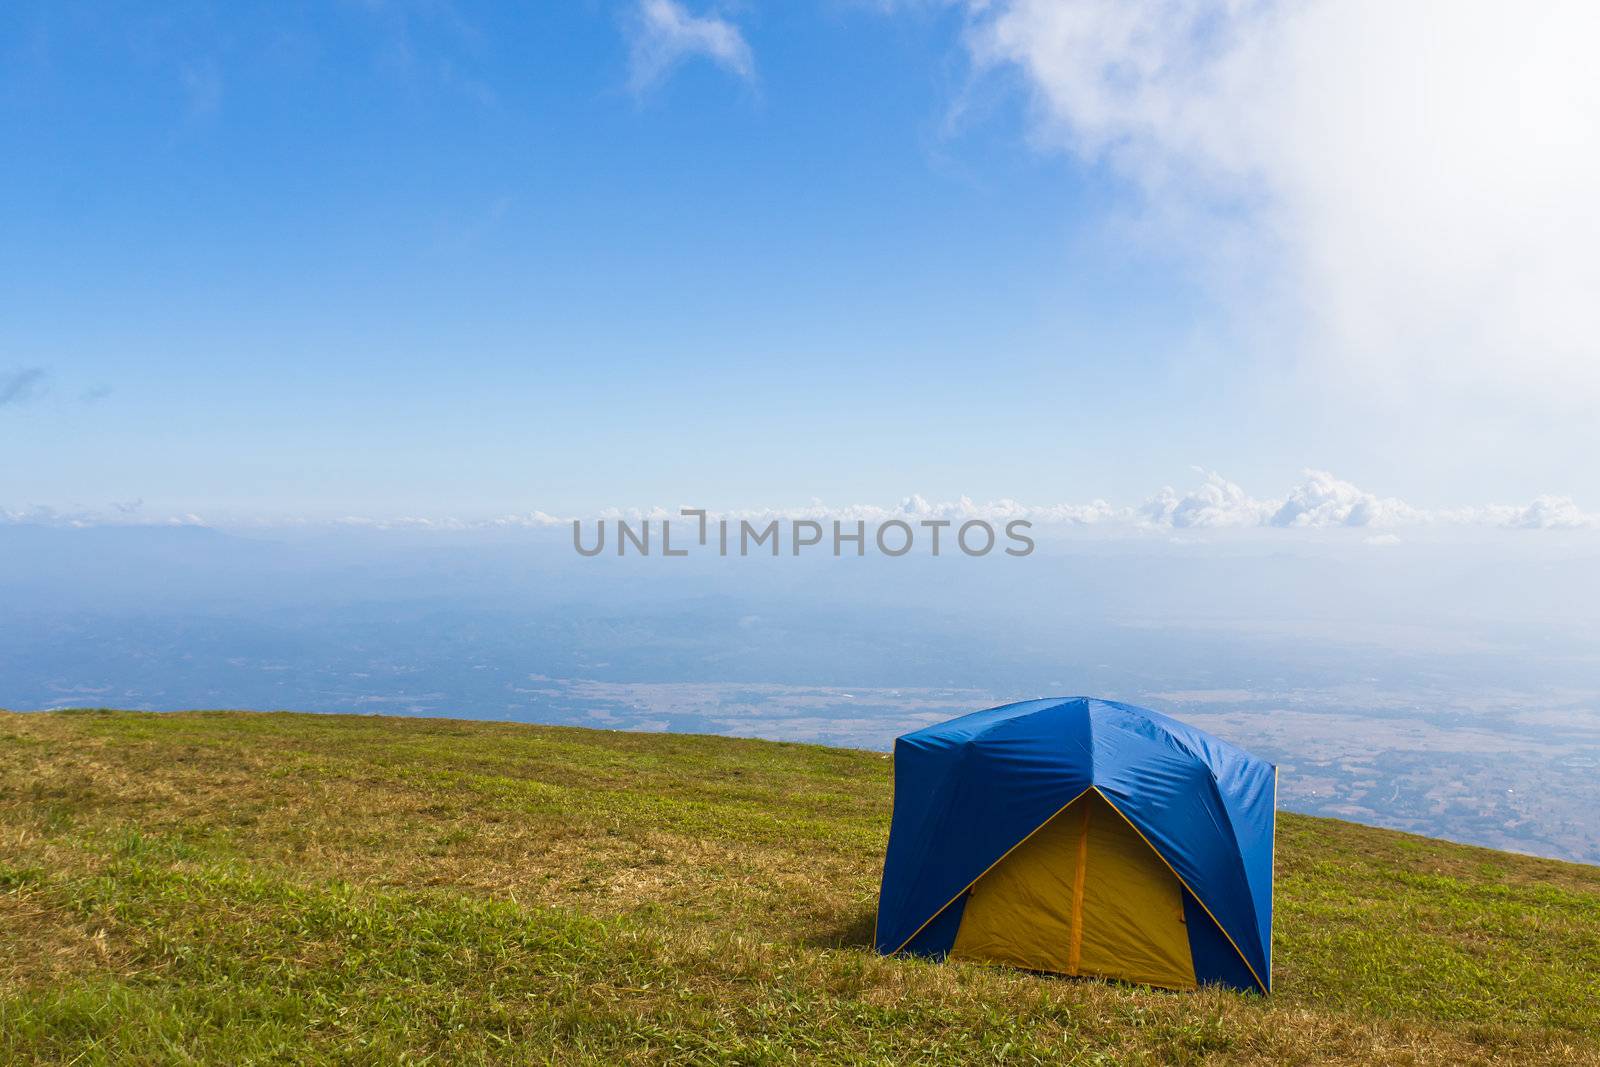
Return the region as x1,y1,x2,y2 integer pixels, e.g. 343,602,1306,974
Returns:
873,697,1276,993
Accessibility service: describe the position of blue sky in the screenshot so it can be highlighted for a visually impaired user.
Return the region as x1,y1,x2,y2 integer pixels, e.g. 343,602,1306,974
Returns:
3,2,1599,866
2,1,1597,522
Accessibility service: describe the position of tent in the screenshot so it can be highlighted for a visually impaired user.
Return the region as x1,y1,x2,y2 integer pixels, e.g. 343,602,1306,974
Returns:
873,697,1276,993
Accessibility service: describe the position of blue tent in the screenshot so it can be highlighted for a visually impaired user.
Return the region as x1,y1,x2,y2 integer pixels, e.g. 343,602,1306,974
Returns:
873,697,1276,993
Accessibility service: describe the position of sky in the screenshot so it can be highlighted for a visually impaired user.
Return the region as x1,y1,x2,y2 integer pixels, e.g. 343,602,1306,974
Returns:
3,3,1599,862
2,0,1598,524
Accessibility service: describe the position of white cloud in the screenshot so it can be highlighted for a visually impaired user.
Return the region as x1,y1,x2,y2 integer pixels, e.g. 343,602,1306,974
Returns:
1266,469,1423,529
543,473,1595,532
330,510,571,531
1505,497,1596,530
1448,495,1599,530
1139,470,1267,528
1134,468,1597,530
627,0,754,91
0,505,92,527
8,475,1596,531
961,0,1600,407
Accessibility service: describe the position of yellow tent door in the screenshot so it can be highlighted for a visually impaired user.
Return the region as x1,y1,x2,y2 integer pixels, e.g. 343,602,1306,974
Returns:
949,789,1196,990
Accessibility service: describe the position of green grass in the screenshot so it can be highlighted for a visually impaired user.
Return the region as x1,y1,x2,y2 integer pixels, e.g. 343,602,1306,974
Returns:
2,709,1597,1065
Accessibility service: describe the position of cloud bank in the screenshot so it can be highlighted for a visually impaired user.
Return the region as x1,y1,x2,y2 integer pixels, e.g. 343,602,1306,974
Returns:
4,469,1597,532
626,0,754,91
961,0,1600,407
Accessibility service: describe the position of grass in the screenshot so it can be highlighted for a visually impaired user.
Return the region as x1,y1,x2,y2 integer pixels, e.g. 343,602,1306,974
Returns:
1,709,1597,1065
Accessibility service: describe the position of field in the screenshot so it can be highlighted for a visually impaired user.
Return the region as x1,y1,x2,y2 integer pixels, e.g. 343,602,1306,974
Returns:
2,709,1598,1064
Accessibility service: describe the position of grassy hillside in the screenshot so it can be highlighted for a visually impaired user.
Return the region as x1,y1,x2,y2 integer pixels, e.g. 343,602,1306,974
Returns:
1,710,1597,1065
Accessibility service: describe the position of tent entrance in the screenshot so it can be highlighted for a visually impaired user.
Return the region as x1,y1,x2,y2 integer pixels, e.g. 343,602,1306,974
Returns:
949,790,1197,990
